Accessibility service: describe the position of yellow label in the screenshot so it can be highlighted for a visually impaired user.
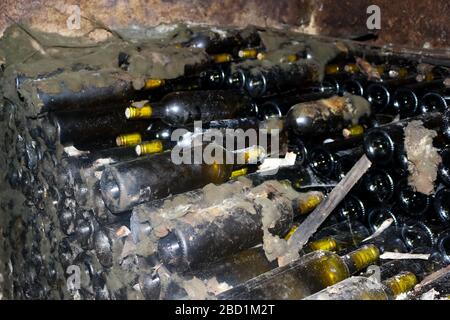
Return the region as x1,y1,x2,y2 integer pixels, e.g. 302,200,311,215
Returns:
284,225,298,240
397,68,408,79
347,245,380,271
285,54,298,63
212,53,232,63
308,237,338,252
125,104,153,119
343,124,364,138
375,66,385,76
344,63,359,74
257,52,266,60
144,79,165,90
325,65,341,75
135,140,164,156
116,133,142,147
298,194,323,215
425,72,435,81
384,272,417,297
238,49,258,59
230,167,248,178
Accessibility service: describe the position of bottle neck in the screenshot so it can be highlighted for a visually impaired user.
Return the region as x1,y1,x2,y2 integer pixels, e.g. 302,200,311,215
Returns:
382,272,418,297
341,244,380,275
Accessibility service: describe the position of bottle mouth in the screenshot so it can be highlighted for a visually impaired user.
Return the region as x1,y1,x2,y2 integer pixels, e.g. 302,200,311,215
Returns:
246,71,267,97
367,208,397,233
336,194,366,222
334,156,356,181
227,70,247,89
320,77,341,94
140,273,161,300
444,109,450,140
202,68,226,88
157,232,184,268
367,83,390,113
433,188,450,224
397,179,430,216
259,102,282,120
393,88,418,117
438,149,450,186
289,137,308,165
436,231,450,265
365,169,394,203
401,220,435,251
308,148,336,179
100,167,125,213
342,79,364,96
420,92,447,114
363,128,395,164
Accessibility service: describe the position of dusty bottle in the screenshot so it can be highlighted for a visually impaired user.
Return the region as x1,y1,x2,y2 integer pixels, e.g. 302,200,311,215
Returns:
259,90,335,117
180,29,261,56
191,221,370,288
363,112,443,165
304,271,417,300
125,90,257,126
286,94,371,137
100,145,266,213
245,61,320,97
42,105,151,150
217,244,380,300
157,183,323,272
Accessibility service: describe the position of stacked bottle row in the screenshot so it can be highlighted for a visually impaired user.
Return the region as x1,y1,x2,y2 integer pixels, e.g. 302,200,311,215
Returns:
4,21,450,300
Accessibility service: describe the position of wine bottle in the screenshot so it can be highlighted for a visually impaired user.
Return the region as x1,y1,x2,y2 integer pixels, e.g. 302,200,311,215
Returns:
433,187,450,225
341,75,368,96
217,244,380,300
245,61,320,97
125,90,257,126
400,219,435,251
366,207,398,233
436,230,450,265
359,168,395,205
42,105,151,150
100,145,266,213
180,29,261,56
420,88,450,114
363,112,443,165
396,179,431,217
286,94,371,137
304,271,417,300
331,194,366,222
180,222,368,289
308,147,337,180
156,180,300,271
259,90,335,117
